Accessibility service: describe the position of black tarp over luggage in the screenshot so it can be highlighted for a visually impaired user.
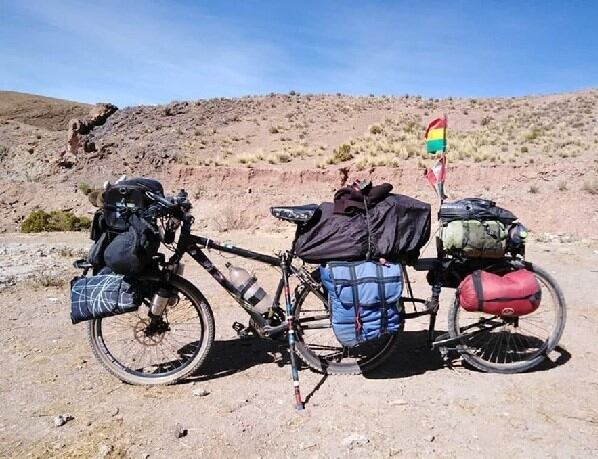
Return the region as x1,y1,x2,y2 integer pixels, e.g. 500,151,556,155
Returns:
294,194,431,264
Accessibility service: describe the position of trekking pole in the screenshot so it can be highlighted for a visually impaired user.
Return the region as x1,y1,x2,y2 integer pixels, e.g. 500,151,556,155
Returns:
281,253,305,410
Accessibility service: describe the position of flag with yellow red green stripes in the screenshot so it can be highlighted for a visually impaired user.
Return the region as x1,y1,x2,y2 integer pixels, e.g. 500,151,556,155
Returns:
424,116,447,154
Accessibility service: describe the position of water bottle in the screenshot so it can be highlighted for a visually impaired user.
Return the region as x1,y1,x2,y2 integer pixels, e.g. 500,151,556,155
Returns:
225,262,272,314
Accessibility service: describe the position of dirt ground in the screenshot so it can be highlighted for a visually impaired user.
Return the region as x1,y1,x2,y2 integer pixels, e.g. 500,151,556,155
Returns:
1,229,597,458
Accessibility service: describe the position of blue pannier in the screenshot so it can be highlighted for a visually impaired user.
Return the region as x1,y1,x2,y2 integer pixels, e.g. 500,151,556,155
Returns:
320,261,403,347
70,274,140,324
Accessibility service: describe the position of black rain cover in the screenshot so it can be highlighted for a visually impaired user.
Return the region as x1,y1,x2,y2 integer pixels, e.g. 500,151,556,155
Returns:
294,194,431,265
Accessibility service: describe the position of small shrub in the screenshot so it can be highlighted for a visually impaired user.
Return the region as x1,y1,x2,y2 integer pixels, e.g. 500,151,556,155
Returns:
528,185,539,194
276,152,291,163
214,204,251,232
31,271,68,288
520,146,529,153
269,126,280,134
582,180,598,195
331,144,353,163
0,144,8,159
369,124,383,135
558,181,567,191
21,210,91,233
58,246,88,258
525,128,542,141
289,90,297,96
78,183,93,195
481,116,493,126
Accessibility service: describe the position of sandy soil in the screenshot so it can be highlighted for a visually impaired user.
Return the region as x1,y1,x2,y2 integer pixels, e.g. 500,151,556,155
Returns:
1,229,597,458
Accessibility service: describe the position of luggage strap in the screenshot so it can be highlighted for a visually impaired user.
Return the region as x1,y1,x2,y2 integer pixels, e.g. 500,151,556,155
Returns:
472,270,484,311
363,196,373,260
376,264,388,334
348,266,363,336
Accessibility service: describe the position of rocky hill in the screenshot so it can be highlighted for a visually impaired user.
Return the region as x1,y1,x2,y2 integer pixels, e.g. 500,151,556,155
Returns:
0,89,597,238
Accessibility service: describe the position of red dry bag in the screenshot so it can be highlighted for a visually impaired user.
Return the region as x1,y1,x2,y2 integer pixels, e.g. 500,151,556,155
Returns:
458,269,541,316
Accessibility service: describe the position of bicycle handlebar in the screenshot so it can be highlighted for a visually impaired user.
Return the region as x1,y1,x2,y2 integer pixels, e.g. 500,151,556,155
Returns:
145,191,192,220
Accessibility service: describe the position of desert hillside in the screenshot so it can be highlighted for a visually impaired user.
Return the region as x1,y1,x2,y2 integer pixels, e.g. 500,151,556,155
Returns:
0,91,90,131
0,89,597,238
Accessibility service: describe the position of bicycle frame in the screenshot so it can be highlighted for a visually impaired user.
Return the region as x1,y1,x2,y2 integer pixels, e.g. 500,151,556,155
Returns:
166,217,311,409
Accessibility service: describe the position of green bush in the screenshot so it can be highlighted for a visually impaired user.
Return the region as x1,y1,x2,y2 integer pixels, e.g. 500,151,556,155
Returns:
333,144,353,162
21,210,91,233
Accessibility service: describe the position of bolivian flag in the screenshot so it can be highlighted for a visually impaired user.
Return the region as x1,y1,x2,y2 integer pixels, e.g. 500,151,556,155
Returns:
425,117,447,154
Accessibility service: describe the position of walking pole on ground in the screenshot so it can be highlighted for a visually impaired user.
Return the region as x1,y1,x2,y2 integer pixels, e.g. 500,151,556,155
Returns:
281,253,305,410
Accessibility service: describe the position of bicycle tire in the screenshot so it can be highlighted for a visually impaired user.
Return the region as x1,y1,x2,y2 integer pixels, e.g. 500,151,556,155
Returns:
87,275,215,385
448,263,566,373
293,285,401,375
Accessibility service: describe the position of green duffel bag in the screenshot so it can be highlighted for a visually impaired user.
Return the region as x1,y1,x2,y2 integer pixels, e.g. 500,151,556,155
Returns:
441,219,507,258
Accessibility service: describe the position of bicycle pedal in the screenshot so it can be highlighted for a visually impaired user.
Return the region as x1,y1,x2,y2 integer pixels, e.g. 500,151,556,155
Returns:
232,321,253,339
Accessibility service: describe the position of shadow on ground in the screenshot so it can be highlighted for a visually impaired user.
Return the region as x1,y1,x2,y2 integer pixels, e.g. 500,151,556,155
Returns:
186,338,286,382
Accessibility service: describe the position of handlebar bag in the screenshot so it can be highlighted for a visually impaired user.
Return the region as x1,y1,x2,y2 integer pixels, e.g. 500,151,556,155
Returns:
103,178,164,232
458,269,541,316
320,261,403,347
70,273,140,324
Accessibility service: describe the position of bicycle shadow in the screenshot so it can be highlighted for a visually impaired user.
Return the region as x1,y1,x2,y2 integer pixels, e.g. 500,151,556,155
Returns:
181,333,571,386
363,330,447,379
458,344,571,374
185,338,287,383
365,331,571,378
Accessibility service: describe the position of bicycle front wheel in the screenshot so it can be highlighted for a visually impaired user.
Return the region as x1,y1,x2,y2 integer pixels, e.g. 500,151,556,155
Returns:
293,285,400,375
448,263,566,373
87,275,215,385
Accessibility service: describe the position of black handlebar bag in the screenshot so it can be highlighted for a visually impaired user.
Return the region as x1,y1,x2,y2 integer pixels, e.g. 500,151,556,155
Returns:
103,178,164,232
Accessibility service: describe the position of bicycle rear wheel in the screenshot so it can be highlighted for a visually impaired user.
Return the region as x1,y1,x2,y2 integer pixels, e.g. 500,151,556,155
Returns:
293,285,400,375
448,263,566,373
87,275,215,385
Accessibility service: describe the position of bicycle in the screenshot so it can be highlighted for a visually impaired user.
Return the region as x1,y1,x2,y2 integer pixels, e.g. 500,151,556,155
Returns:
77,189,566,409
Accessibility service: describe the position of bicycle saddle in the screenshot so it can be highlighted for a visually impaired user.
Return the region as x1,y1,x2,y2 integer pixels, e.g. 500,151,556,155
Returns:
270,204,319,223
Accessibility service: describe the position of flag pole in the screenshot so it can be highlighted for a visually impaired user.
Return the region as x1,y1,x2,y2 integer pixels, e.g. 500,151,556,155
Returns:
439,114,447,204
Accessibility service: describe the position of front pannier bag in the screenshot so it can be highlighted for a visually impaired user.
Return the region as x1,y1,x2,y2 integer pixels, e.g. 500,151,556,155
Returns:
458,269,541,317
70,274,140,324
320,261,403,347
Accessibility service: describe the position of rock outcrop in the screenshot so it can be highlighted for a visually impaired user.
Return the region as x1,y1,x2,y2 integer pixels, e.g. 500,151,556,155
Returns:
59,103,118,167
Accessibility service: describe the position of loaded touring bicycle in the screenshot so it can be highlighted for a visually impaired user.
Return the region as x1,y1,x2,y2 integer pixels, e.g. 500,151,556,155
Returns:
71,178,566,409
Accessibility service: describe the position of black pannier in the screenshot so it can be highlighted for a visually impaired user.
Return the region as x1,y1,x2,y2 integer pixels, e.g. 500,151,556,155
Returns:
86,178,164,274
294,193,431,265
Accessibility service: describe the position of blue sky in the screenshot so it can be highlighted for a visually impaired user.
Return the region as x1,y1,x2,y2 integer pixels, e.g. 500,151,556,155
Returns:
1,0,596,107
